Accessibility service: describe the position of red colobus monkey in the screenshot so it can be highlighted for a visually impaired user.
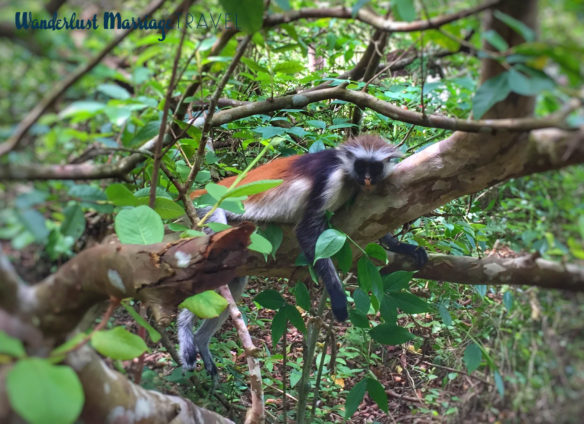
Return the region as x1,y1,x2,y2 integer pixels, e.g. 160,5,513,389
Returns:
180,135,427,375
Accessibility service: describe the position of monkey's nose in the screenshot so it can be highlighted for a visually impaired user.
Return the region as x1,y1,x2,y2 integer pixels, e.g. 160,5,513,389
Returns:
364,177,371,186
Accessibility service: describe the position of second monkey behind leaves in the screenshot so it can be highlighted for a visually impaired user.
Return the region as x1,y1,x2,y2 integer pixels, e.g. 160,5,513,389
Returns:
182,135,428,373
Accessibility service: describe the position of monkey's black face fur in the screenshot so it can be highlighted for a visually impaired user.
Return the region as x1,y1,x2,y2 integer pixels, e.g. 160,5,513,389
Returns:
353,158,385,186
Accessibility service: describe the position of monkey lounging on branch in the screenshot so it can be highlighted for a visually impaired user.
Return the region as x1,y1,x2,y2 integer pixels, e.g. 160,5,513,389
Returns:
180,135,428,376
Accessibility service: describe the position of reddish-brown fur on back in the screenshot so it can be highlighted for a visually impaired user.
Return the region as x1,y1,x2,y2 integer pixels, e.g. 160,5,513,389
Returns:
189,155,299,200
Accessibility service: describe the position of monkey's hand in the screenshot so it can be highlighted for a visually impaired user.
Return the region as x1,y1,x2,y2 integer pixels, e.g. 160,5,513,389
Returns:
379,234,428,268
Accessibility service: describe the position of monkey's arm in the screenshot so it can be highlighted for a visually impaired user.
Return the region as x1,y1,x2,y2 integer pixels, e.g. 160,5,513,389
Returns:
296,212,348,321
379,233,428,268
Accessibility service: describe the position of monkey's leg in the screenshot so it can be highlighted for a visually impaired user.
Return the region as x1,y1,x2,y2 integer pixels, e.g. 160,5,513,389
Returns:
296,214,348,321
379,233,428,268
178,276,248,376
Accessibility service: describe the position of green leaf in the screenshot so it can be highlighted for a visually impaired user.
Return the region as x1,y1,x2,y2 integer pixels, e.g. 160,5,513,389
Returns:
345,378,367,419
271,308,287,347
438,303,453,326
503,291,513,311
314,229,347,262
334,240,353,273
179,291,228,319
369,324,415,345
494,370,505,396
261,224,283,258
380,295,398,324
308,140,326,153
255,289,286,310
494,10,535,42
349,309,370,328
392,292,431,314
17,208,48,243
60,101,105,118
205,222,232,232
114,205,164,244
60,203,85,241
227,179,283,198
6,359,84,424
507,68,533,95
274,0,291,11
219,0,263,33
274,61,304,74
283,304,306,334
392,0,416,22
0,331,26,357
366,377,389,413
106,183,139,206
97,83,131,100
152,197,185,219
472,72,511,119
205,183,229,201
248,232,273,254
351,0,370,17
91,326,149,360
294,282,311,311
383,270,413,292
482,29,509,52
463,342,482,373
353,288,371,314
365,243,387,262
357,256,382,301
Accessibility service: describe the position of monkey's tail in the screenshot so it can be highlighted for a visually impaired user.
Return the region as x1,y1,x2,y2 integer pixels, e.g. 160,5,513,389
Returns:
177,309,198,370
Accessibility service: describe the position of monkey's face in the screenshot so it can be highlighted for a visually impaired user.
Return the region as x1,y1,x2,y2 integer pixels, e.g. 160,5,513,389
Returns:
353,159,385,188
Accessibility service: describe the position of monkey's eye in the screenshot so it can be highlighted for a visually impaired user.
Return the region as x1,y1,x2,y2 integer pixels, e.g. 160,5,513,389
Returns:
370,161,383,175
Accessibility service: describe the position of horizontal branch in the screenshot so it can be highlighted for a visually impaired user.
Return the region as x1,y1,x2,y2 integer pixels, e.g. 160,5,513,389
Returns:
16,224,254,338
264,0,500,32
382,252,584,291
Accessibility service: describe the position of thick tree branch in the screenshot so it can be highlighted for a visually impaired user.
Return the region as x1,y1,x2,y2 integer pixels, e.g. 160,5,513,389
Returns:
66,346,235,424
382,252,584,291
14,223,253,339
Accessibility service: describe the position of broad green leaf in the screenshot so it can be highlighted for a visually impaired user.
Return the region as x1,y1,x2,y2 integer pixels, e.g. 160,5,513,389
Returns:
306,120,327,129
392,0,416,22
60,101,105,118
205,222,232,232
314,229,347,262
248,232,273,254
91,326,148,360
503,291,513,311
308,140,326,153
365,243,387,262
50,333,88,360
438,303,453,326
366,377,389,413
0,331,26,357
474,285,487,297
219,0,263,33
463,342,482,373
271,308,287,347
369,324,415,345
357,256,382,300
334,240,353,274
353,288,370,314
255,289,286,310
494,370,505,396
349,309,370,328
345,378,367,419
106,183,138,206
380,295,398,324
60,203,85,241
205,183,229,201
114,205,164,244
294,282,311,311
261,224,283,257
472,72,511,119
494,10,535,42
179,291,228,319
6,358,84,424
152,197,185,219
274,60,304,74
227,179,283,198
274,0,291,11
392,292,431,314
483,30,509,52
17,208,48,243
507,68,533,95
383,270,413,292
283,304,306,334
97,83,130,100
